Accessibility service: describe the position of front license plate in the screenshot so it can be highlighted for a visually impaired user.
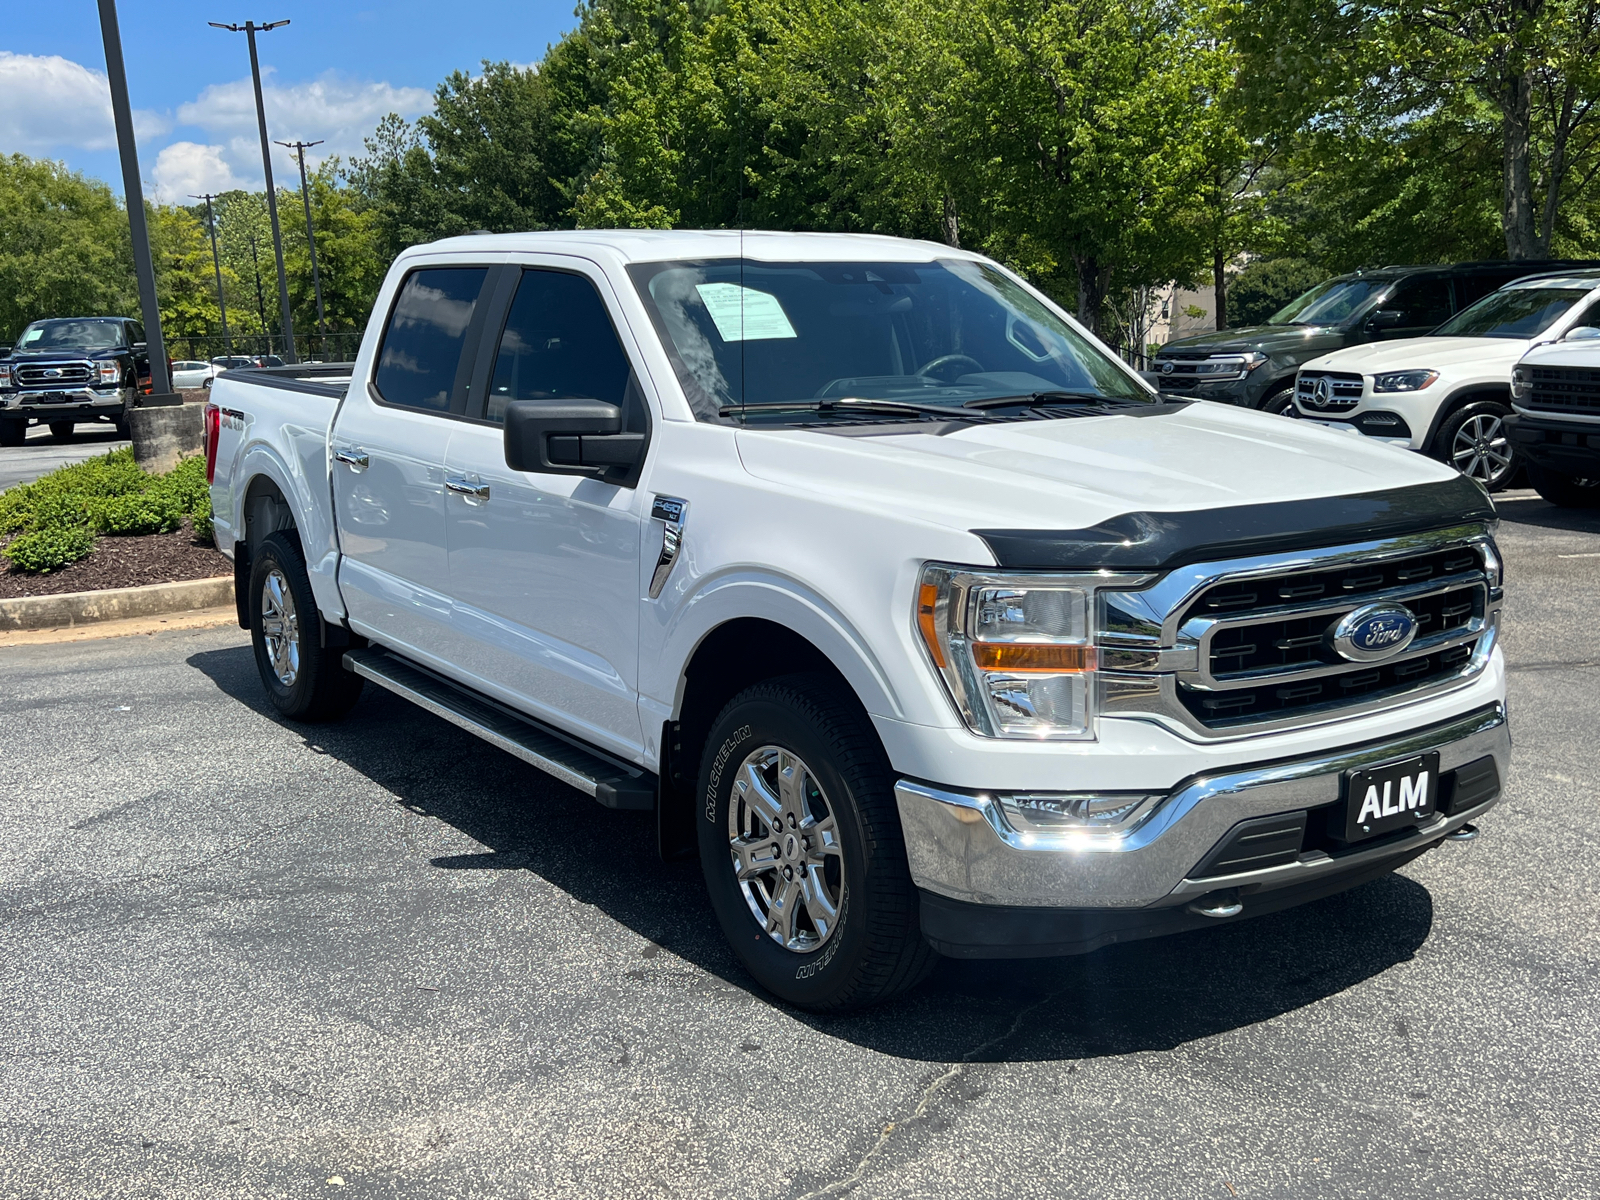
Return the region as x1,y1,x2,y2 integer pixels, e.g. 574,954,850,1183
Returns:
1343,752,1440,842
37,392,72,404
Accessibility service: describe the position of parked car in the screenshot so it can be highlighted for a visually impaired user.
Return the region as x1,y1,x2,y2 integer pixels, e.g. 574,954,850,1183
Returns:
1148,260,1600,414
170,359,217,389
0,316,150,445
1507,335,1600,507
253,354,286,368
207,231,1508,1011
1288,271,1600,491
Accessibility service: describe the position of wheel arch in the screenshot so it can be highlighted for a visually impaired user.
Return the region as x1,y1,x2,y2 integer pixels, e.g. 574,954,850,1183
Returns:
233,471,302,628
1423,383,1513,454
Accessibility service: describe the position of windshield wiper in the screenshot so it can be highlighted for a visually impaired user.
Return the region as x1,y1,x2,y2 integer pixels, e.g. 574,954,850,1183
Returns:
963,390,1133,410
718,397,989,420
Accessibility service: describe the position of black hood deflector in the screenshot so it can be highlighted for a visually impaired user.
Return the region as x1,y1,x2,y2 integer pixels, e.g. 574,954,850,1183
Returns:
975,475,1494,571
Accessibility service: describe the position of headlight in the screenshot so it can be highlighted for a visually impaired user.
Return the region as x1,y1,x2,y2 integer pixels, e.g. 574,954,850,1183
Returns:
916,565,1143,740
1240,351,1268,371
97,361,122,386
1371,369,1438,393
1510,365,1531,402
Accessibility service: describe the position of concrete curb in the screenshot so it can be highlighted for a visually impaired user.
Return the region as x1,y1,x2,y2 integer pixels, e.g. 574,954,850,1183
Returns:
0,576,234,632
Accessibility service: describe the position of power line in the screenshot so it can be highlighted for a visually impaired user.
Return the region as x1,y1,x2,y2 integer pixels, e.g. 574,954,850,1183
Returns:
209,19,297,363
276,139,327,341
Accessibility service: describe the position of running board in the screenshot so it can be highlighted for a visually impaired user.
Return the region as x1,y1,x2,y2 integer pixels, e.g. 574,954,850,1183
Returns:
342,647,656,811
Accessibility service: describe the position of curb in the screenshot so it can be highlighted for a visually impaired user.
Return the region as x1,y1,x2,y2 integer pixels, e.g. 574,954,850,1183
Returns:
0,576,234,632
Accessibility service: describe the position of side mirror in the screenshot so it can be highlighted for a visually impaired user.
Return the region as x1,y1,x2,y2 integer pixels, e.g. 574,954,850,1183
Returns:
1562,325,1600,341
503,397,645,480
1366,310,1404,331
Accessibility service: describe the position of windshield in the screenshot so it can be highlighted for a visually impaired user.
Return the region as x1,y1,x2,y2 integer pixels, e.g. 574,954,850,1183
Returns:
627,258,1152,423
1430,285,1593,339
1267,278,1390,326
16,319,124,351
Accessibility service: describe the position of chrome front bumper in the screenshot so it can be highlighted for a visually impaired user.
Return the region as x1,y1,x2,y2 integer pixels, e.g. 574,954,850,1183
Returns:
895,703,1508,911
0,388,125,411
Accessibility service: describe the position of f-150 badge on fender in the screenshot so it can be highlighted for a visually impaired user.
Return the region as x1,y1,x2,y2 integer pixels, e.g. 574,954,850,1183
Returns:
1330,602,1419,663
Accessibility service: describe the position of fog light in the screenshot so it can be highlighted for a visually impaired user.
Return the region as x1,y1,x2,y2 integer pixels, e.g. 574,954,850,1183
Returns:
998,791,1163,835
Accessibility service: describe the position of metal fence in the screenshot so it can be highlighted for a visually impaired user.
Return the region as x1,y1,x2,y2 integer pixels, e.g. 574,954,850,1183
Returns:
162,331,363,366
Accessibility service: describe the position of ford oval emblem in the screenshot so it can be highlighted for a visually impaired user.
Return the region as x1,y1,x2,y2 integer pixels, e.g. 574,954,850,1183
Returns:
1160,361,1174,374
1330,602,1419,663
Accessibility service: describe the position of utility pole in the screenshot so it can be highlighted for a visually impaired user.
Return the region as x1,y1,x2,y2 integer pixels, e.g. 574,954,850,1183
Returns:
277,139,326,348
190,193,231,357
97,0,176,401
209,19,297,363
248,232,269,350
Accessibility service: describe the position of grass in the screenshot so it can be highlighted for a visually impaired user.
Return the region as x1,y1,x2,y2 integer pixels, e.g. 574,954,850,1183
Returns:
0,449,213,574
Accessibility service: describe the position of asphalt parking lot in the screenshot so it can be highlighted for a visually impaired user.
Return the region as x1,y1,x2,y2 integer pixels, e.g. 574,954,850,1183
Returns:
0,424,129,491
2,489,1597,1200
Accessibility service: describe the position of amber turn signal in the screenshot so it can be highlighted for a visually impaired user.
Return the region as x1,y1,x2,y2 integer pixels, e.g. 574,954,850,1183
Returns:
917,582,947,667
970,643,1096,673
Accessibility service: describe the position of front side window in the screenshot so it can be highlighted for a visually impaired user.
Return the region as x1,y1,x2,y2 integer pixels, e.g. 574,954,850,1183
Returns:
1385,277,1454,328
127,322,144,345
628,258,1151,424
1431,286,1592,339
373,267,489,413
483,269,636,425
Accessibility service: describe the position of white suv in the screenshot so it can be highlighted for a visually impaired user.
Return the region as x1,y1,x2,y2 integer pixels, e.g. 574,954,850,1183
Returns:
1291,271,1600,490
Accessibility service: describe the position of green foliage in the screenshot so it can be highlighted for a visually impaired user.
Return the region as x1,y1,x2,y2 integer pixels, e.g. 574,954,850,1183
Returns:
2,527,96,574
1229,257,1327,325
0,448,214,574
279,159,385,338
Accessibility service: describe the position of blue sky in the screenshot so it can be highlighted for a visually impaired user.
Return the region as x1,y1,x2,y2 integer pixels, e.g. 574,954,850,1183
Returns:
2,0,579,201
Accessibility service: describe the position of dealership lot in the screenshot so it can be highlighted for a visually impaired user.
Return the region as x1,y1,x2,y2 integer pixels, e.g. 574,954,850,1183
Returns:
1,489,1596,1200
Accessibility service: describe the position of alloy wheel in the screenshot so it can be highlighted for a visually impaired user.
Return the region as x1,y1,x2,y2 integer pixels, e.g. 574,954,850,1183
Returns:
259,568,301,687
727,745,846,953
1451,413,1514,486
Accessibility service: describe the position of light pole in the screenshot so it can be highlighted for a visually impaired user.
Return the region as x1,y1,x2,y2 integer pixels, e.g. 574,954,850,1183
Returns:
277,139,326,349
190,193,231,357
208,19,297,364
97,0,176,402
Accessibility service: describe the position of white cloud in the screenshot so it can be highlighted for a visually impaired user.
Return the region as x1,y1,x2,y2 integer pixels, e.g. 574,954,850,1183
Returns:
175,68,432,183
151,142,244,203
0,51,168,154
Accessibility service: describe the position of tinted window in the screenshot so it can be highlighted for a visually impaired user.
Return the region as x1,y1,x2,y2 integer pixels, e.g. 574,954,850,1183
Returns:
1386,277,1453,327
1431,286,1591,338
127,322,143,345
374,267,489,412
485,269,634,424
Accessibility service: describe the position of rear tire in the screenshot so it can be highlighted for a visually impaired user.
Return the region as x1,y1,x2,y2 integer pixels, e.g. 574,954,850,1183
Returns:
697,674,936,1012
48,421,75,442
1527,463,1600,508
248,531,365,721
0,421,24,448
1432,401,1518,492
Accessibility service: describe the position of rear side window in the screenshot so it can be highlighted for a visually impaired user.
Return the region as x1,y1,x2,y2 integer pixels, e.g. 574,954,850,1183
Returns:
374,267,490,413
483,269,635,425
1387,277,1454,328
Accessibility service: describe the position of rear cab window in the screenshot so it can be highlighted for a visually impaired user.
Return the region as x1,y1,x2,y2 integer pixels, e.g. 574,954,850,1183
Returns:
372,267,493,415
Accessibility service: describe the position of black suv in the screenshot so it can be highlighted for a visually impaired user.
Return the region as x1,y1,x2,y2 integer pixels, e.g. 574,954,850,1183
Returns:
1149,261,1600,413
0,316,151,446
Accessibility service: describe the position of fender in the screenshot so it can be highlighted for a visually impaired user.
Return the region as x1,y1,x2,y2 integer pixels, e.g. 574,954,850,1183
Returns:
649,567,913,728
230,435,346,621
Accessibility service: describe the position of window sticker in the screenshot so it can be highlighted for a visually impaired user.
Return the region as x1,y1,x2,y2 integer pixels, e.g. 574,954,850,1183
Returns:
694,283,798,342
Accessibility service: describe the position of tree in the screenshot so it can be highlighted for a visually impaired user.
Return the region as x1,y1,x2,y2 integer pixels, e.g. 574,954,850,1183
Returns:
279,159,384,341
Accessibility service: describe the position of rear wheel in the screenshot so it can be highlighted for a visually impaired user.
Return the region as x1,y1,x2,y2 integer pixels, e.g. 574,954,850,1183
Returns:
1527,463,1600,508
1434,401,1518,491
697,674,935,1012
0,421,24,447
249,531,365,721
48,421,75,442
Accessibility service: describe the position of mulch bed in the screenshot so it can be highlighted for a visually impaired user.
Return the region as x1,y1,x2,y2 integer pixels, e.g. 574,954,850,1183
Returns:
0,522,229,599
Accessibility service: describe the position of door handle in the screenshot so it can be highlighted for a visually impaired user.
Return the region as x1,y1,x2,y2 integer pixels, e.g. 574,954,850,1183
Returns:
335,447,369,471
445,477,491,501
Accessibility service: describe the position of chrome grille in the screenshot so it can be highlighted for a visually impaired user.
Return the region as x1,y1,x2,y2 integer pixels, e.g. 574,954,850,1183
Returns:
16,361,93,387
1177,545,1489,729
1296,371,1364,411
1526,365,1600,414
1098,529,1501,740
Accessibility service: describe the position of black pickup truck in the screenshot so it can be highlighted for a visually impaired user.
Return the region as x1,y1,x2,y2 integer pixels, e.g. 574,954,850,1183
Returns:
0,317,151,446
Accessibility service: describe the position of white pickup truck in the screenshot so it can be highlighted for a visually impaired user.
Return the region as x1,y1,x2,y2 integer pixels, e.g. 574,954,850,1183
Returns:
206,231,1509,1011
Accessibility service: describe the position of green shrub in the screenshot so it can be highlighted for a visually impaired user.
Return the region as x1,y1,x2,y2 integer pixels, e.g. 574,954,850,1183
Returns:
191,490,214,542
88,489,185,535
2,526,96,573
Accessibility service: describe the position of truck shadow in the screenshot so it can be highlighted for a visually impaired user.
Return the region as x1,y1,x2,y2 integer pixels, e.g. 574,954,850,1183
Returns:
1493,493,1600,533
188,644,1434,1065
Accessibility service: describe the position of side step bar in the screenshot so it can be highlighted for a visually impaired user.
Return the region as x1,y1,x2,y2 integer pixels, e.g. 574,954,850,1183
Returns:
343,647,656,811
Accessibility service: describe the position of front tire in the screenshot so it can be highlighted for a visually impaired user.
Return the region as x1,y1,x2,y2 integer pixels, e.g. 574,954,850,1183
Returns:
1258,386,1296,416
1434,401,1518,491
697,674,935,1012
248,531,364,721
1527,463,1600,508
0,421,24,448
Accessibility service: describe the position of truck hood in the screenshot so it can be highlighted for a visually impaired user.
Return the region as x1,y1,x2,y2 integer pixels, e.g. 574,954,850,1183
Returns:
8,348,125,362
1305,336,1528,374
1160,324,1342,357
735,400,1470,566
